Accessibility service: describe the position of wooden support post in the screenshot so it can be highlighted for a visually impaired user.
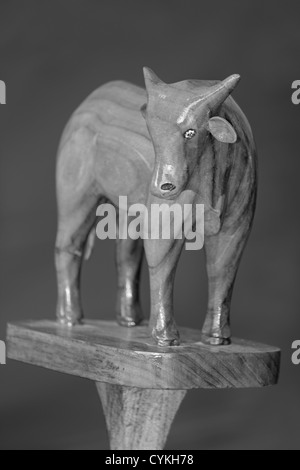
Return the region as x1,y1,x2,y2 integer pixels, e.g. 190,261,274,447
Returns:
97,383,186,450
7,320,280,450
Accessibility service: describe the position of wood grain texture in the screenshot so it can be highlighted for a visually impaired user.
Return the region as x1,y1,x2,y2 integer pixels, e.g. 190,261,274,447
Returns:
97,383,186,450
7,320,280,390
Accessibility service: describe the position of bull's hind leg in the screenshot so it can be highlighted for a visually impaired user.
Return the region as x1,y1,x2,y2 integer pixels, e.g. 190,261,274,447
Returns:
55,125,100,325
115,236,144,327
55,195,99,326
202,223,252,346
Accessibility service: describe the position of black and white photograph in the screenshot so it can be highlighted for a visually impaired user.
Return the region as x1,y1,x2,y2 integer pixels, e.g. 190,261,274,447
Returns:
0,0,299,452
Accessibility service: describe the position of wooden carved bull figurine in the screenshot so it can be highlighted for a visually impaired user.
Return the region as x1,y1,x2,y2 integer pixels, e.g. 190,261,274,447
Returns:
55,67,257,347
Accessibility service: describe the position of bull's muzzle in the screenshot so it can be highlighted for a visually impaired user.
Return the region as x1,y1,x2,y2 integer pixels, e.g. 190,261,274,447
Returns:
151,181,179,199
161,183,176,193
150,159,187,199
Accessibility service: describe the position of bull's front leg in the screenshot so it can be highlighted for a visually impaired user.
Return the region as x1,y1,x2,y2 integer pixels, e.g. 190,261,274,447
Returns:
144,232,184,347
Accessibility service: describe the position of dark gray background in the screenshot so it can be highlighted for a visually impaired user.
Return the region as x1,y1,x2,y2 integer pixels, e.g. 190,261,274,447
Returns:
0,0,299,449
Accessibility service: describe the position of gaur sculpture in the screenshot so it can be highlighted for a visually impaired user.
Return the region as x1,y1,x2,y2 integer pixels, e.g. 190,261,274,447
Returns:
55,68,257,347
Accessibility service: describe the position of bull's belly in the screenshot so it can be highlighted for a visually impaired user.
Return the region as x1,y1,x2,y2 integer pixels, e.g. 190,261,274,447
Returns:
94,125,154,206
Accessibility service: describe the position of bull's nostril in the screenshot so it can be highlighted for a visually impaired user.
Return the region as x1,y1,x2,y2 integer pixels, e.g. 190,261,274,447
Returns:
161,183,176,192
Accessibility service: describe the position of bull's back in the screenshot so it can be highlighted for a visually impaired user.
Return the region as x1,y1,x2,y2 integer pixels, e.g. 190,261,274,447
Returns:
58,81,154,205
61,81,150,141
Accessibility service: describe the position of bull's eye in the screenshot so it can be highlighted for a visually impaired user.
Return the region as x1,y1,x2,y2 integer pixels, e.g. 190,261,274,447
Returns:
183,129,196,140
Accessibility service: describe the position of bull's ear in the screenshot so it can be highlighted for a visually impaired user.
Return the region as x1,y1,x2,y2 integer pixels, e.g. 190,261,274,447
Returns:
207,116,237,144
140,103,147,119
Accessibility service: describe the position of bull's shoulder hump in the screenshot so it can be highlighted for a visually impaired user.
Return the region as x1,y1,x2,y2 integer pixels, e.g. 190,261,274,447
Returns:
85,80,147,110
66,81,149,140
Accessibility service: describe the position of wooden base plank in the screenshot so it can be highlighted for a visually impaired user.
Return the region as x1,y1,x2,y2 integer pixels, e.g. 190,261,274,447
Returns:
7,320,280,390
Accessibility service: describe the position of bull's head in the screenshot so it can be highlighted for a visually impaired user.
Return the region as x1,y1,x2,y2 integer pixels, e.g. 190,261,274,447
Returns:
142,67,240,199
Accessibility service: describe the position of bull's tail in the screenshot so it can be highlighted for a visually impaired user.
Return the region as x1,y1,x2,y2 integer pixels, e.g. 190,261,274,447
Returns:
84,227,97,260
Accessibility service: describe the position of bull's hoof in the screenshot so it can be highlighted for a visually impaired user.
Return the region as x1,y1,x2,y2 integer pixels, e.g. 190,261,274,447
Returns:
201,333,231,346
56,304,83,327
116,315,142,328
116,297,143,328
157,337,181,347
57,316,83,327
152,328,181,347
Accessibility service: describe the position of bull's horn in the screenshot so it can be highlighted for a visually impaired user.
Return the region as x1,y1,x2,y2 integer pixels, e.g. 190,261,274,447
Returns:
143,67,164,89
205,74,241,110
